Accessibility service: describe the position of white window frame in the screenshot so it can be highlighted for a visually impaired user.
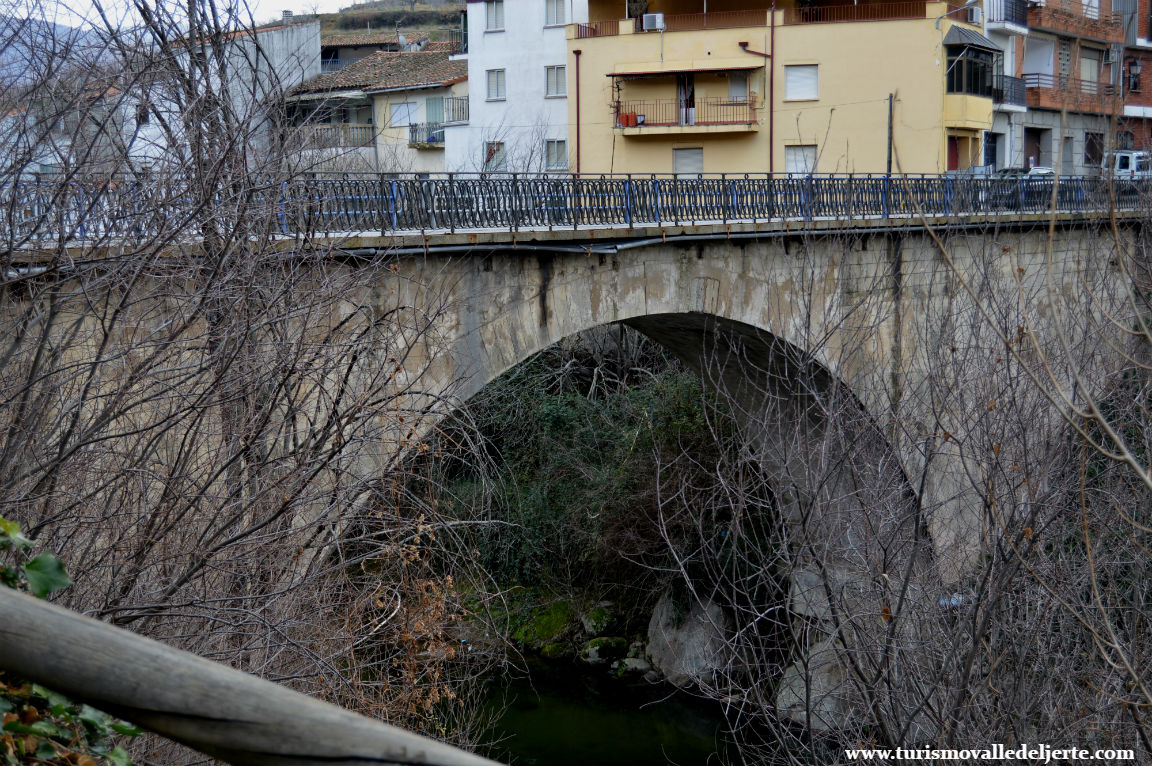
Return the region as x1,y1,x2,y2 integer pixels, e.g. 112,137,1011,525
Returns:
784,65,818,101
390,101,415,127
487,69,506,101
485,141,507,171
545,65,566,97
545,139,567,170
545,0,565,26
486,0,504,30
785,144,817,174
673,147,703,176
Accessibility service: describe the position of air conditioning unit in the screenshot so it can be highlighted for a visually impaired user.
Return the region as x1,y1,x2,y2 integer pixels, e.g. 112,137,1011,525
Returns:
967,5,983,23
642,12,665,31
1102,47,1116,64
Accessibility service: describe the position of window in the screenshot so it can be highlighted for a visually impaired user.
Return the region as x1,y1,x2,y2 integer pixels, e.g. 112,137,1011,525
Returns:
546,139,567,170
486,0,504,30
673,147,703,175
545,65,566,97
946,45,995,97
135,102,149,125
487,69,506,100
545,0,565,26
784,65,818,100
728,72,748,102
485,141,507,171
390,102,415,127
1085,132,1104,167
785,145,817,174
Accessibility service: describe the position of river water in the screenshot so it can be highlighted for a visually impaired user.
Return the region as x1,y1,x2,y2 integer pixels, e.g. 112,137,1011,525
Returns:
483,659,728,766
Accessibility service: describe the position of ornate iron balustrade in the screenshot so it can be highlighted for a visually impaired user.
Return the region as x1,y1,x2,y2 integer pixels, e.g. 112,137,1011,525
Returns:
5,174,1150,243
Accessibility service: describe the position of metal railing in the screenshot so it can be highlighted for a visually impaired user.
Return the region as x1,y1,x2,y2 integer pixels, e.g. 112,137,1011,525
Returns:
993,73,1027,106
409,122,445,145
614,96,759,127
0,587,501,766
5,174,1150,242
443,96,469,124
781,1,927,24
632,9,769,31
986,0,1029,24
575,19,619,37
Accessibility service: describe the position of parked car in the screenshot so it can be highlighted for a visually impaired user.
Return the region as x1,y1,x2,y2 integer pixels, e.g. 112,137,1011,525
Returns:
986,166,1059,209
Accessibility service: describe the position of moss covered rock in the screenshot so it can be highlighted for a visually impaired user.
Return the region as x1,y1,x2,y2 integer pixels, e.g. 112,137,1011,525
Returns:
512,600,575,648
580,636,628,664
580,604,614,637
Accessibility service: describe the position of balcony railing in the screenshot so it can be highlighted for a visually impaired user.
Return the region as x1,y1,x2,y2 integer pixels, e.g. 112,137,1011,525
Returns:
443,96,469,124
781,1,928,24
409,122,445,146
632,9,769,31
993,73,1027,106
986,0,1029,25
320,58,347,73
1027,0,1123,41
290,123,375,150
1024,72,1119,112
575,19,619,37
614,96,759,128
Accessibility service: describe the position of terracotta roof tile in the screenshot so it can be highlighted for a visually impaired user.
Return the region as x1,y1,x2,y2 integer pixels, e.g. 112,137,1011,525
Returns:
321,31,429,48
423,40,461,53
292,50,466,95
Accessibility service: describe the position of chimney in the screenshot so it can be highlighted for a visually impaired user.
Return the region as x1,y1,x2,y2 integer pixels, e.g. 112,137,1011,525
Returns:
398,32,407,47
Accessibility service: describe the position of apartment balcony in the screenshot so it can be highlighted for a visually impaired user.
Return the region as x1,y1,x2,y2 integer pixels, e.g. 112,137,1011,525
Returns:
442,96,469,125
985,0,1028,28
993,73,1027,107
780,0,955,24
1024,72,1119,112
1027,0,1123,42
572,3,962,37
613,96,760,135
289,123,376,150
575,9,768,37
408,122,445,147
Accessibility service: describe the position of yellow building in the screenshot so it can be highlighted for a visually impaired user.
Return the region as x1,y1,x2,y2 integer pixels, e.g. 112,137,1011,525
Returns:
567,0,996,174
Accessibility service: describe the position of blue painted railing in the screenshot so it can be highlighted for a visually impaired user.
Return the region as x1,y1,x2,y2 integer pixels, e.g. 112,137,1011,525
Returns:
2,173,1147,244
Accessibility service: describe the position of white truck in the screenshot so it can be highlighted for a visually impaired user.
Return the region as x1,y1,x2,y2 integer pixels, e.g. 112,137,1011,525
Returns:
1102,150,1152,179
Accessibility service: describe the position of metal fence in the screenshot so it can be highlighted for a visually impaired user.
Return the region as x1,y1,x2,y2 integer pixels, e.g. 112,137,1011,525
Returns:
3,173,1149,243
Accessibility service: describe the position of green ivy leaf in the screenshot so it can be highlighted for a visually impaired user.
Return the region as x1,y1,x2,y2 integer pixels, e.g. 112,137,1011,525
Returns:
0,697,11,714
34,740,57,760
106,746,134,766
23,553,72,598
110,722,143,738
3,719,61,737
0,517,32,550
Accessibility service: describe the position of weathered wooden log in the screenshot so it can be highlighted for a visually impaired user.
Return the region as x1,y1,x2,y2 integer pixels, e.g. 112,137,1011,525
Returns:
0,587,503,766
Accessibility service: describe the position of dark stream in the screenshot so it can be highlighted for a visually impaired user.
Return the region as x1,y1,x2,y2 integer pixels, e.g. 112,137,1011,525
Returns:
483,659,728,766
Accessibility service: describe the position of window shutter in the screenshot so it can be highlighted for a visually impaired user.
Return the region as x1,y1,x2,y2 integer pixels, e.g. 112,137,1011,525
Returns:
673,147,703,175
785,65,818,100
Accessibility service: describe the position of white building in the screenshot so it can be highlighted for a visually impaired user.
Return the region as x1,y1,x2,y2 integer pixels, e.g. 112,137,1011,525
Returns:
445,0,587,173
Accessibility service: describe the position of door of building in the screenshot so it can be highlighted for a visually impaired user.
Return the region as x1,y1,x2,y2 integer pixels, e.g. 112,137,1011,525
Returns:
677,74,695,125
